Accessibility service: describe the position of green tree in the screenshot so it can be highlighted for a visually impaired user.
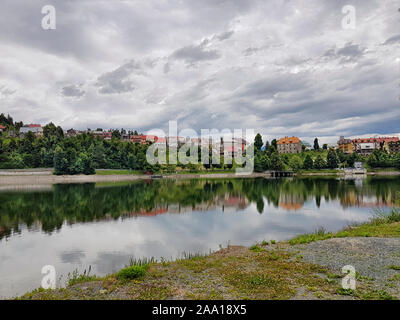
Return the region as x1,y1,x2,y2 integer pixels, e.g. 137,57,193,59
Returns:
313,138,320,150
303,154,313,169
53,146,69,175
327,149,339,169
271,139,277,150
254,133,263,151
394,153,400,169
288,156,303,171
314,155,325,169
270,153,284,171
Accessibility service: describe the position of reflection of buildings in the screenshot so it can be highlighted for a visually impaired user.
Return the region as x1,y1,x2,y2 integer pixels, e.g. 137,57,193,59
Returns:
278,193,305,211
340,190,396,208
121,194,249,216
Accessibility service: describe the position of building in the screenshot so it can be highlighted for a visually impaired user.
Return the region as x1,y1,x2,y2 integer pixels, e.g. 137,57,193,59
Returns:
121,133,130,142
384,141,400,154
65,128,77,137
101,131,112,140
130,135,147,144
19,124,43,137
302,141,312,151
277,136,302,154
337,136,354,154
352,137,399,155
0,124,5,132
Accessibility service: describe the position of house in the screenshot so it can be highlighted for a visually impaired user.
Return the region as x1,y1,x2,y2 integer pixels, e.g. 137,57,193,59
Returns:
0,124,5,132
153,137,167,147
121,133,130,142
130,135,147,144
220,137,247,157
337,136,354,154
65,128,77,137
352,137,399,155
384,140,400,154
101,131,112,140
277,136,302,154
19,124,43,137
167,136,185,147
145,135,158,143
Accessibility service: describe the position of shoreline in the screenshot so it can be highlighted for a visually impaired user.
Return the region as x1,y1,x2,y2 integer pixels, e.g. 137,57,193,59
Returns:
18,212,400,300
0,170,399,185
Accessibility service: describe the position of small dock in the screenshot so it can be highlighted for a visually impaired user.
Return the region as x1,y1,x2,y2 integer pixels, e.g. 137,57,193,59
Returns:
268,171,294,178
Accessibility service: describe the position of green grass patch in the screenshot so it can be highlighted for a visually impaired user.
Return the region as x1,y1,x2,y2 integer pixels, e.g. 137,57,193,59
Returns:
289,209,400,245
388,265,400,271
116,266,147,280
249,245,264,252
67,267,99,286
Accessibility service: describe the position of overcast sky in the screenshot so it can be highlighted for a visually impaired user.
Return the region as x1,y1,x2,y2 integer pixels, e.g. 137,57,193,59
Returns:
0,0,399,144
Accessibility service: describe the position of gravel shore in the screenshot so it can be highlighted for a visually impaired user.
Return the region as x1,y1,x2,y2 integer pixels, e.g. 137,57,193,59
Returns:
290,237,400,298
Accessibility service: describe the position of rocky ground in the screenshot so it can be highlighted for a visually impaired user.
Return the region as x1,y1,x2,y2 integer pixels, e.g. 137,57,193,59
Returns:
289,237,400,299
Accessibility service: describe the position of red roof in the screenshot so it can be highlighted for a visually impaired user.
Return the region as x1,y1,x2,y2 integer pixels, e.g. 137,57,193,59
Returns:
352,137,399,143
155,137,166,143
28,124,41,128
0,125,6,129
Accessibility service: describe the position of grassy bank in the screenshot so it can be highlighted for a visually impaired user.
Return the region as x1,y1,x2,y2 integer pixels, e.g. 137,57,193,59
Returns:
18,209,400,300
289,209,400,245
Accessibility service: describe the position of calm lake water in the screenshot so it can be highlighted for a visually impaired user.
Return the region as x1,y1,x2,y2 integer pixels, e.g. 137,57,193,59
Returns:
0,176,399,298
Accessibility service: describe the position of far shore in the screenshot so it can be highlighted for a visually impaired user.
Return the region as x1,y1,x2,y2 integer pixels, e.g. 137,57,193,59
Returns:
0,168,399,186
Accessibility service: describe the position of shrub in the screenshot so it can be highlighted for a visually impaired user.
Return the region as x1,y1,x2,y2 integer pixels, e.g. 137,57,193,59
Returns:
116,266,147,280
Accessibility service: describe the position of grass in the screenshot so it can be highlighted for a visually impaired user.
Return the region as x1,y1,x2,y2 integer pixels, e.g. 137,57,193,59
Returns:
388,265,400,271
20,245,339,300
18,209,400,301
289,208,400,245
116,266,147,280
67,266,99,286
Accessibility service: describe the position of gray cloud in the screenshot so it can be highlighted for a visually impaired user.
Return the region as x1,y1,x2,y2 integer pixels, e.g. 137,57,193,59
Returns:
0,0,398,144
61,84,85,98
383,34,400,45
324,43,366,63
171,41,221,65
216,30,234,41
95,60,141,94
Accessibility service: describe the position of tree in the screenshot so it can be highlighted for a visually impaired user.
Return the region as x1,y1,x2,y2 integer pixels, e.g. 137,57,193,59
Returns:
314,155,325,169
270,153,284,171
112,129,121,140
323,144,328,150
288,156,303,171
53,146,69,175
271,139,277,150
254,133,263,151
327,149,338,169
78,152,95,175
303,154,313,169
43,122,64,140
394,153,400,169
313,138,320,150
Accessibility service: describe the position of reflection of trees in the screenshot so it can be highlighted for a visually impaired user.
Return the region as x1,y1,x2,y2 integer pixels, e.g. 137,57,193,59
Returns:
0,176,399,239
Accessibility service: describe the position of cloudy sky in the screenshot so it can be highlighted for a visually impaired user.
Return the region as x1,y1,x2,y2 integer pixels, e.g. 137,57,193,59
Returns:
0,0,399,144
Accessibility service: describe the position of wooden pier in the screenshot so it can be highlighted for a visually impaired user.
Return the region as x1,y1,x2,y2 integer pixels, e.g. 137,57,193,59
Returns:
268,171,294,178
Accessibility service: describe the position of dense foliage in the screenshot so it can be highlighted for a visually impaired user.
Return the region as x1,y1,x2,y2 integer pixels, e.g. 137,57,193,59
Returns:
1,114,399,174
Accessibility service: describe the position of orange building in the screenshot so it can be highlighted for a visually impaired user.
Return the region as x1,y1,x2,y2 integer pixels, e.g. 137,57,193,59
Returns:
337,136,354,154
277,136,302,154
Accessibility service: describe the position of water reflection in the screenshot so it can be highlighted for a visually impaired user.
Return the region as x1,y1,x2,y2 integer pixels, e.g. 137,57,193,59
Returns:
0,176,399,298
0,177,399,240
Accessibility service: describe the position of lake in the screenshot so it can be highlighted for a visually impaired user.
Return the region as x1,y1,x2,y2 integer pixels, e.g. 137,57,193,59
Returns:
0,176,399,298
